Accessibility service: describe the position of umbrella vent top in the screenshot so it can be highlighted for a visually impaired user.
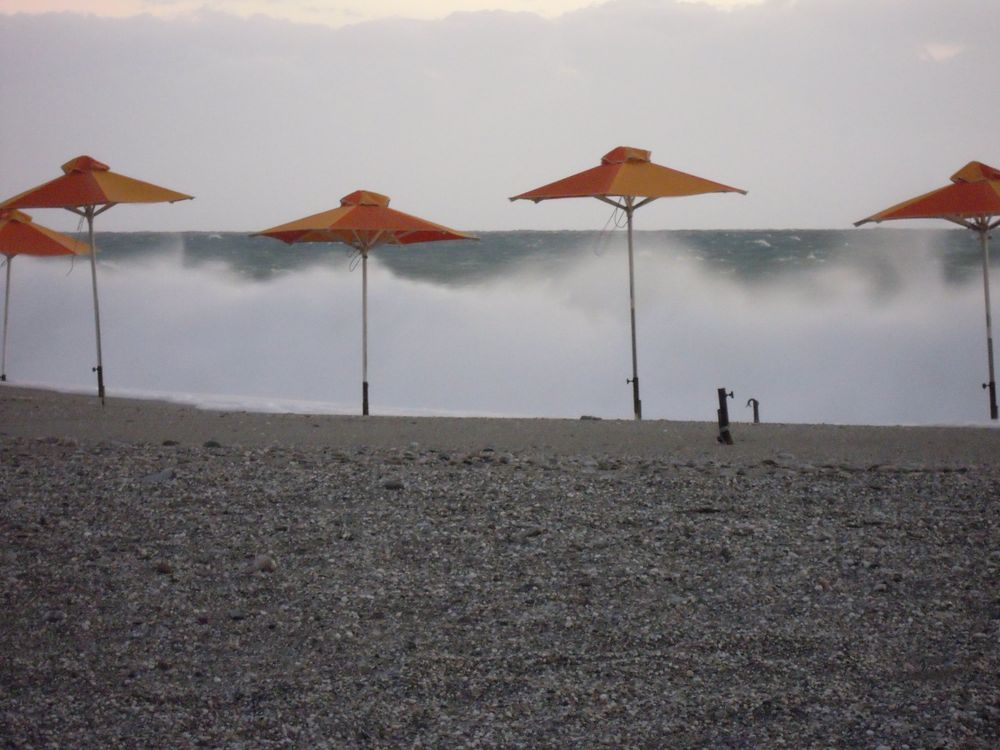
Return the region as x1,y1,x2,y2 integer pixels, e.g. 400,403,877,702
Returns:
602,147,651,165
341,190,390,208
952,161,1000,184
61,155,110,175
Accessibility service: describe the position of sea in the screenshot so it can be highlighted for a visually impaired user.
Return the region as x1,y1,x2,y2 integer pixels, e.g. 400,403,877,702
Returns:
3,228,999,426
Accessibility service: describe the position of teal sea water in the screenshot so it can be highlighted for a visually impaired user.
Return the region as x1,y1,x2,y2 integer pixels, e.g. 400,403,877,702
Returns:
3,228,998,425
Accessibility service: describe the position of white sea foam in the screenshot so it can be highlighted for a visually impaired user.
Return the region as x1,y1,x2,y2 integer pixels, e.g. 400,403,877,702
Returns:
3,230,996,425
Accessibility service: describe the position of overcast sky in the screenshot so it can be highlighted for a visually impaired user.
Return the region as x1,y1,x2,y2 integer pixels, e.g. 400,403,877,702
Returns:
1,0,997,231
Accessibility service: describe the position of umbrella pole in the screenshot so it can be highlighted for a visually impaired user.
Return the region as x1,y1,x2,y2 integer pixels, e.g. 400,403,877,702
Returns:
85,208,106,405
979,228,997,420
2,256,11,382
362,250,369,416
625,198,642,420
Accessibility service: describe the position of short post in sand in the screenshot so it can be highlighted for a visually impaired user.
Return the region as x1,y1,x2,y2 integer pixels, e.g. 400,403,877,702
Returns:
747,397,760,424
717,387,734,444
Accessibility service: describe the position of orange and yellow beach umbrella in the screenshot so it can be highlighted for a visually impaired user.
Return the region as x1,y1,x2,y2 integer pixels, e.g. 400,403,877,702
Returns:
1,156,192,402
856,161,1000,420
257,190,476,415
0,209,90,382
511,146,747,420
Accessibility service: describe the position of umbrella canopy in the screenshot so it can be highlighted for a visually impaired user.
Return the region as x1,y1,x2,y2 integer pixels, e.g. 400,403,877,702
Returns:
0,156,192,402
259,190,475,248
257,190,475,415
855,161,1000,419
856,162,1000,226
511,146,747,420
0,209,90,382
511,146,746,204
1,156,192,210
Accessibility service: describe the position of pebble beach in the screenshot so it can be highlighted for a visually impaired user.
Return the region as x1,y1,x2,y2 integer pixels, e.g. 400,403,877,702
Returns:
1,386,998,748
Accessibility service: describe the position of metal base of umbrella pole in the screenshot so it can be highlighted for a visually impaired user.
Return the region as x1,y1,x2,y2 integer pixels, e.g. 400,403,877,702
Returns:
628,375,641,420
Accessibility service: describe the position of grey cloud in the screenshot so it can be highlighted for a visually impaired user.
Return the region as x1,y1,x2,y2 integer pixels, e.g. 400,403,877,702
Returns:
0,0,996,232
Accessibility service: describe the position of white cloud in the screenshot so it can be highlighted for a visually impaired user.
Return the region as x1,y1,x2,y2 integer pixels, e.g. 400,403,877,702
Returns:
920,42,965,62
0,0,601,26
678,0,766,8
0,0,778,27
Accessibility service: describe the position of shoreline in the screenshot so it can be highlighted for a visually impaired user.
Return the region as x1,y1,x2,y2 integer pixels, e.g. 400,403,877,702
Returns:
3,384,1000,467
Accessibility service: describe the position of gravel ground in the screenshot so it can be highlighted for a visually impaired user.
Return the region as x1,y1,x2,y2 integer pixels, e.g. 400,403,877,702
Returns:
2,427,998,749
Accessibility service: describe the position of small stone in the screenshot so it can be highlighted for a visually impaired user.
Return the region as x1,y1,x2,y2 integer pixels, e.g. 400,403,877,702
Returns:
139,467,175,485
154,559,174,575
253,554,277,573
383,479,405,490
203,440,222,448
